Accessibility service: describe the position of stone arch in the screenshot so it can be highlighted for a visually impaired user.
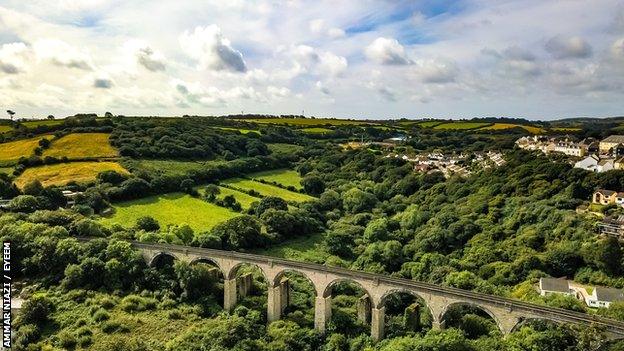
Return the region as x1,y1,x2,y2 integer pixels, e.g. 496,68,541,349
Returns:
149,251,179,267
377,288,429,310
190,257,225,276
226,262,269,282
272,269,318,296
509,317,560,334
322,278,372,300
439,301,504,334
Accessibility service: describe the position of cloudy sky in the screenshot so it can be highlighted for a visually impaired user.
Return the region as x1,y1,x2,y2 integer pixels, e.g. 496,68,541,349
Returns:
1,0,624,120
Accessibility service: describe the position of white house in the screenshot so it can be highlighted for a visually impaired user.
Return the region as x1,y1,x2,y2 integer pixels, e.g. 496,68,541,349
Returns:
574,155,600,172
597,159,615,173
539,278,575,297
585,287,624,308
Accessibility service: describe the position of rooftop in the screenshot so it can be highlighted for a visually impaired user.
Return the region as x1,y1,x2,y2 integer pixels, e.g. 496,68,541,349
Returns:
594,287,624,302
602,135,624,144
540,277,569,293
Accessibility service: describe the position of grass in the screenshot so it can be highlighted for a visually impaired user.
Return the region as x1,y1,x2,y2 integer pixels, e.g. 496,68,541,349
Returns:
0,125,13,133
101,193,240,232
15,161,128,188
21,119,64,128
215,186,260,209
433,122,491,130
551,127,582,132
0,135,53,163
300,127,333,134
479,123,545,134
215,127,260,134
254,233,327,262
44,133,118,159
221,178,315,202
267,143,305,154
124,159,228,177
245,117,376,126
0,166,12,174
248,169,303,190
418,121,445,128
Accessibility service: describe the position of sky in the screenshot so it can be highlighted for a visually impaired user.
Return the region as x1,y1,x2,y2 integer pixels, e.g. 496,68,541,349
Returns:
1,0,624,120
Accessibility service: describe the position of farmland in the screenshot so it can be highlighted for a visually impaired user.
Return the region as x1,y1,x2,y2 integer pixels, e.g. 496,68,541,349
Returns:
44,133,118,159
0,135,52,164
212,186,260,209
267,143,305,154
15,161,128,188
244,117,376,126
433,122,491,130
123,159,227,177
215,127,260,134
0,125,13,133
100,192,240,232
300,127,333,134
248,168,303,189
479,123,544,134
221,178,315,202
21,119,64,128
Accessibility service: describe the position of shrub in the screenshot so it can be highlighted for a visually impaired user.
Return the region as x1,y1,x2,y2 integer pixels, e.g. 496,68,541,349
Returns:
168,309,183,320
102,320,122,333
14,324,40,349
100,297,117,309
92,309,110,322
77,335,93,347
57,330,77,349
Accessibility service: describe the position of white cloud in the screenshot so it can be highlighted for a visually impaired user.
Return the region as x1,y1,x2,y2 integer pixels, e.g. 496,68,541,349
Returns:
33,39,93,70
365,37,411,65
309,19,345,39
0,42,31,74
136,47,166,72
179,25,247,72
267,85,290,98
413,59,458,84
545,35,593,59
611,38,624,58
289,45,347,77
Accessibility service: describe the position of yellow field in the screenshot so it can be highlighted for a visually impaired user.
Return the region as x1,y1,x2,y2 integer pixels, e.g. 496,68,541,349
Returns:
479,123,544,134
44,133,118,159
245,118,376,126
15,161,128,188
0,135,53,163
433,122,490,130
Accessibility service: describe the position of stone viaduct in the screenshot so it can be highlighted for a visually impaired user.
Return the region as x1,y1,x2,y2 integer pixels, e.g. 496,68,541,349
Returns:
89,239,624,341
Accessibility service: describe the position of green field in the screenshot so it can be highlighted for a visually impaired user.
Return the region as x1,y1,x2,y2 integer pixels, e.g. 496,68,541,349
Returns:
0,125,13,133
44,133,118,159
15,161,129,188
245,118,376,126
124,159,227,177
433,122,491,130
101,193,240,232
267,143,305,154
479,123,544,134
0,135,53,163
248,169,303,189
300,127,333,134
215,186,260,209
254,233,327,262
222,178,315,202
215,127,260,134
21,119,64,128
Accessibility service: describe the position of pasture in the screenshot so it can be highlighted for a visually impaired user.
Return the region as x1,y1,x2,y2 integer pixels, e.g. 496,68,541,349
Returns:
300,127,333,134
433,122,491,130
15,161,128,188
221,178,315,202
248,168,303,189
244,117,376,126
214,186,260,209
124,159,227,177
479,123,545,134
0,135,52,163
44,133,118,159
101,192,239,232
21,119,64,128
215,127,260,134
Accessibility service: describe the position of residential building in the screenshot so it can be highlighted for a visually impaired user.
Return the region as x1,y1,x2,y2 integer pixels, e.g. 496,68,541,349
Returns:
539,278,575,297
600,135,624,154
597,215,624,238
574,155,600,172
585,287,624,308
593,189,619,205
597,159,615,172
554,141,585,157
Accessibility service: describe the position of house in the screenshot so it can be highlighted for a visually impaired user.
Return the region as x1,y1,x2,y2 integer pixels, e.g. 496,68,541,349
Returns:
615,157,624,170
539,278,575,297
597,159,615,172
593,189,622,205
598,215,624,238
600,135,624,154
574,155,600,172
554,141,585,157
585,287,624,308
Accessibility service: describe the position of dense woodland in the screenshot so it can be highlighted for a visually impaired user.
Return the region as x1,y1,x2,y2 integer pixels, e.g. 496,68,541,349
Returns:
3,115,624,350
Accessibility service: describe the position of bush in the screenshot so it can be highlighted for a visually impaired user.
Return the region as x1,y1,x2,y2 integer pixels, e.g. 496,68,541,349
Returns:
77,335,93,347
120,295,157,312
168,309,183,320
92,309,110,322
102,320,128,333
19,295,53,326
135,216,160,232
14,324,40,349
57,330,77,348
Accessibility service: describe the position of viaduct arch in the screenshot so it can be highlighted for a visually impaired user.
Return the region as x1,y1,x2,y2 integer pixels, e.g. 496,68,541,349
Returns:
80,239,624,342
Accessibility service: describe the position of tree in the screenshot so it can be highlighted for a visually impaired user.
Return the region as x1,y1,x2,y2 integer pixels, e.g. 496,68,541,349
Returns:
6,110,15,120
22,180,44,196
47,115,55,120
210,215,267,250
301,175,325,196
342,188,377,213
104,111,114,118
19,295,53,326
255,196,288,215
9,195,39,212
204,184,220,201
136,216,160,232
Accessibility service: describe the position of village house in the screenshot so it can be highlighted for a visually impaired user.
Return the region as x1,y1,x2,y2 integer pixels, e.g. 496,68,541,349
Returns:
593,189,624,206
554,140,585,157
574,155,615,173
598,215,624,238
600,135,624,154
539,278,575,297
585,287,624,308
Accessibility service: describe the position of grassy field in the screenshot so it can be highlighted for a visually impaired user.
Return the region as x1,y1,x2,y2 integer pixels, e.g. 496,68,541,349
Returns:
0,167,13,174
479,123,544,134
248,169,303,189
300,127,333,134
244,118,375,126
215,127,260,134
215,186,260,209
15,161,128,188
101,192,239,232
551,127,582,132
124,159,227,177
254,233,327,262
0,135,53,163
221,178,315,202
433,122,491,130
267,143,305,154
0,125,13,133
21,119,64,128
44,133,118,159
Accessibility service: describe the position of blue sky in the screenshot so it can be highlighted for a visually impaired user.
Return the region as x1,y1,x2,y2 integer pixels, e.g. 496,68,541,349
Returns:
0,0,623,120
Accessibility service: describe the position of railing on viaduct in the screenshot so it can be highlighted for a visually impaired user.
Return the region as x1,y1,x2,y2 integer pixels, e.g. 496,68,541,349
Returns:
77,238,624,341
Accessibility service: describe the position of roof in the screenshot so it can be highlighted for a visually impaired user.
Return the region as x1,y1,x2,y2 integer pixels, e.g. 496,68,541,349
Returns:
598,159,614,166
596,189,617,196
602,135,624,144
540,278,569,292
594,287,624,302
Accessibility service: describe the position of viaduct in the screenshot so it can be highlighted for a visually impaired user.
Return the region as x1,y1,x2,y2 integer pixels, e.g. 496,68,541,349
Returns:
85,239,624,341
